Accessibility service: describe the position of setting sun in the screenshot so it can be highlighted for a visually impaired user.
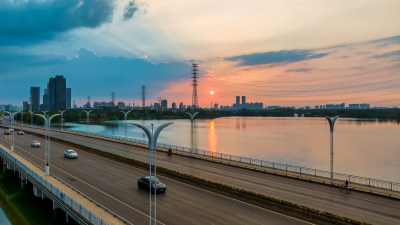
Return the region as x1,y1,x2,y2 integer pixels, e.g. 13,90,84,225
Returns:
210,90,214,95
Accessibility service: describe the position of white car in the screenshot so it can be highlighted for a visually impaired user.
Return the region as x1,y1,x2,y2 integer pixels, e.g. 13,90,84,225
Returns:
31,140,41,147
17,131,24,135
8,128,14,133
64,150,78,159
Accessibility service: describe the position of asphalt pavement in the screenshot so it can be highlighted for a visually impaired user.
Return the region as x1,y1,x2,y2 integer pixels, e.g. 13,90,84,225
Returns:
3,123,400,225
0,128,313,225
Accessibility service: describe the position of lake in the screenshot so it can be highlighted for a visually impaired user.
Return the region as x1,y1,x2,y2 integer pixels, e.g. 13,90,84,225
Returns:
58,117,400,182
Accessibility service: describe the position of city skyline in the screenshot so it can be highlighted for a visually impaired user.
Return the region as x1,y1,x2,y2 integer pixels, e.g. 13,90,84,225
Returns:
0,0,399,107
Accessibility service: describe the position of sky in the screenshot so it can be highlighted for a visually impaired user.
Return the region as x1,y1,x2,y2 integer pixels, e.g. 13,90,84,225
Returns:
0,0,399,108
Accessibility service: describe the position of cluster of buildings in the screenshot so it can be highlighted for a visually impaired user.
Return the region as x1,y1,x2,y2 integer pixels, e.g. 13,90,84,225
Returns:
22,75,72,111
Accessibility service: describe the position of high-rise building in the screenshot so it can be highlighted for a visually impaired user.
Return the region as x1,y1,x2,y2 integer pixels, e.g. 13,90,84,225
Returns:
23,101,29,111
242,96,246,105
161,99,168,110
172,102,177,110
42,88,49,111
30,87,40,111
66,88,71,109
236,96,240,105
179,102,184,111
48,75,66,110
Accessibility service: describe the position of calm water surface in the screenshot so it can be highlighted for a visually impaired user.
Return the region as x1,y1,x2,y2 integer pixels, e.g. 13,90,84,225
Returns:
0,207,11,225
60,117,400,182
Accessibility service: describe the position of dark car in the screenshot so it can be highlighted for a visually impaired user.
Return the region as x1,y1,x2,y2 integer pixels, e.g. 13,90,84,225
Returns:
138,176,166,193
3,130,10,135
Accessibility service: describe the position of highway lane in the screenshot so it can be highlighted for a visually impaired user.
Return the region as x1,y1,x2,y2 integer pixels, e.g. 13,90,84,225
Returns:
0,129,312,225
8,124,400,225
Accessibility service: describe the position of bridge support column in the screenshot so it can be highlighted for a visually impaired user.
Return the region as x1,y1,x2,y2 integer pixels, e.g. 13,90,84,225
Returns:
2,159,6,173
20,174,27,189
53,200,60,210
33,185,43,199
66,212,69,223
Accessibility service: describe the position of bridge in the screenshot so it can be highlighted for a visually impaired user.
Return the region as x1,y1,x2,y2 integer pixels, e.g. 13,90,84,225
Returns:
1,121,400,224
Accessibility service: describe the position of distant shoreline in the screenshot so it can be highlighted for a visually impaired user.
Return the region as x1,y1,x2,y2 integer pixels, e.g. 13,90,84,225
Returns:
11,108,400,124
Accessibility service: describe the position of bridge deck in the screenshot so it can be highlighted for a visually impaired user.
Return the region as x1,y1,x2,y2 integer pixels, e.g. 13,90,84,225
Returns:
0,143,126,225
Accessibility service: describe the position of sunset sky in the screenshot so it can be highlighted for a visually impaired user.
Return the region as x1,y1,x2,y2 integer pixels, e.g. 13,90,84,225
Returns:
0,0,399,107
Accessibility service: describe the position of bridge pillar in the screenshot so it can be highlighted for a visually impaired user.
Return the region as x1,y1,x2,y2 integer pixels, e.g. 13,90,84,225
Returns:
33,185,43,199
2,159,6,173
53,200,60,210
20,174,27,189
66,212,69,223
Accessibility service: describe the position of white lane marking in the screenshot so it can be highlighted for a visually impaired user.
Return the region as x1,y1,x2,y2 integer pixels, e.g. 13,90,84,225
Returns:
236,214,265,225
8,141,166,225
115,181,129,189
175,192,197,201
8,128,400,210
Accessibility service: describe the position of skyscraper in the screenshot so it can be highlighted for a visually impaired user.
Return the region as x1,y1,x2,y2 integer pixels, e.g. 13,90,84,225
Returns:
242,96,246,105
161,99,168,110
30,87,40,111
48,75,66,110
66,88,71,109
236,96,240,105
42,88,49,111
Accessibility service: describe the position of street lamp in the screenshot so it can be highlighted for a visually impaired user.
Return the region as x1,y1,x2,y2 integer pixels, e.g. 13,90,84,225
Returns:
121,110,131,143
3,111,21,152
29,97,33,127
325,116,339,184
58,110,66,131
83,110,92,133
131,122,173,225
186,112,199,157
35,113,60,175
20,112,24,126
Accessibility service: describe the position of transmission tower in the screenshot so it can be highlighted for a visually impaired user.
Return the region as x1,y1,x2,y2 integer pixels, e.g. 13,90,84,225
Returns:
141,85,146,109
191,63,199,109
111,92,115,104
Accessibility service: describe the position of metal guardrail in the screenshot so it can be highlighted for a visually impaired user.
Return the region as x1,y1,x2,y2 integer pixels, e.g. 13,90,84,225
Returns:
0,146,115,225
13,123,400,193
61,127,400,193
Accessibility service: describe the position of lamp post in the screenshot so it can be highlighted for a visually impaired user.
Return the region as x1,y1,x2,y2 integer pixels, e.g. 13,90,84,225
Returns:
29,97,33,127
35,113,60,175
4,111,20,152
186,112,199,157
121,111,131,143
131,122,173,225
83,110,92,133
21,112,24,126
58,110,66,131
325,116,339,184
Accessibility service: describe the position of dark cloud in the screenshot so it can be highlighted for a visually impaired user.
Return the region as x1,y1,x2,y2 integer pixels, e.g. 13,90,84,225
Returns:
0,0,139,45
370,35,400,45
285,68,314,73
225,50,329,66
373,50,400,59
0,48,190,102
123,0,138,20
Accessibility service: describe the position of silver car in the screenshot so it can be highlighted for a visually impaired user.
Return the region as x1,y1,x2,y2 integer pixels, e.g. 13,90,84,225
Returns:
31,140,41,147
64,150,78,159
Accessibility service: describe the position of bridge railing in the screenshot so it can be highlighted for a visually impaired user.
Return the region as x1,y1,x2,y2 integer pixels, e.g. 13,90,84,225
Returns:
0,146,133,225
12,123,400,194
62,128,400,194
